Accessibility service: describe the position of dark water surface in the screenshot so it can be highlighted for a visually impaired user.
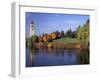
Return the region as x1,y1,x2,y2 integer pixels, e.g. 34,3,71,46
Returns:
26,47,89,67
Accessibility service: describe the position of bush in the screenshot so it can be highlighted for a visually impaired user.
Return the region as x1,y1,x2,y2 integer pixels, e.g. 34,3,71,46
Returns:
31,35,38,42
29,35,38,48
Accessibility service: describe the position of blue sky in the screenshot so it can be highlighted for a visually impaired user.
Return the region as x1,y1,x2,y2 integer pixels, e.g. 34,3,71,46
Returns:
26,12,89,37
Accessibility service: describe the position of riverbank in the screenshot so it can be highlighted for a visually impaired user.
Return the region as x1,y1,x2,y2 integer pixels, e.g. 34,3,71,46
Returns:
27,37,89,50
34,42,88,50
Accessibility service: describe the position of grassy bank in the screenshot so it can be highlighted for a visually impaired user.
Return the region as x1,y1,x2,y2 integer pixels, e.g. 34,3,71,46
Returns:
53,37,79,44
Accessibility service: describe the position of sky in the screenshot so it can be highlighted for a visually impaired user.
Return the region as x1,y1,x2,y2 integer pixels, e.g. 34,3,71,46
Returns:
26,12,89,38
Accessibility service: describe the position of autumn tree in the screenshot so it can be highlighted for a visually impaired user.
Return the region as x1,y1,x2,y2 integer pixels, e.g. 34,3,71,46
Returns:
38,35,43,42
43,35,48,42
55,30,61,39
47,35,52,42
51,33,57,40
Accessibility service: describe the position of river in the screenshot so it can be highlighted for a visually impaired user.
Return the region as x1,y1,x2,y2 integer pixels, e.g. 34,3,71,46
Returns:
26,47,89,67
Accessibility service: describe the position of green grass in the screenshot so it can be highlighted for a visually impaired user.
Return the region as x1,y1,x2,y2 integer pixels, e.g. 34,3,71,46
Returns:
53,37,79,44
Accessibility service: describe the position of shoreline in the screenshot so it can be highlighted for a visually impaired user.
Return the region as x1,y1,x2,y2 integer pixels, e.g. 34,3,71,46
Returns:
34,42,89,50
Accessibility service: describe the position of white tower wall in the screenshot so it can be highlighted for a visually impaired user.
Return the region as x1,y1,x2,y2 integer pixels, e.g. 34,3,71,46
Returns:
30,23,35,37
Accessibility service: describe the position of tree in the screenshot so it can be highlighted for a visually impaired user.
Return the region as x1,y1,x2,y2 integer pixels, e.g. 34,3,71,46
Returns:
43,35,48,42
47,35,52,42
51,33,57,40
71,31,77,38
29,35,38,48
65,28,72,38
55,30,61,39
77,19,89,46
76,25,81,33
38,36,43,42
61,30,65,37
31,35,38,42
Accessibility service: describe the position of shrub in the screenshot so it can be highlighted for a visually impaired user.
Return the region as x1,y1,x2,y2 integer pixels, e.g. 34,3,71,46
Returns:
31,35,38,42
29,35,38,48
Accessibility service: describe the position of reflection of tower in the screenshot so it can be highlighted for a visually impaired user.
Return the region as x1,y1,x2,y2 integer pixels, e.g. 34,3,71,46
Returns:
30,52,35,66
30,21,35,37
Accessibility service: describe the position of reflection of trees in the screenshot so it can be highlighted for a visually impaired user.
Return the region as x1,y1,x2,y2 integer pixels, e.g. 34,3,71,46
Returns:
55,49,64,56
28,47,89,66
66,49,77,57
39,48,46,55
40,48,65,56
76,50,89,64
29,48,38,66
41,48,64,56
66,49,89,64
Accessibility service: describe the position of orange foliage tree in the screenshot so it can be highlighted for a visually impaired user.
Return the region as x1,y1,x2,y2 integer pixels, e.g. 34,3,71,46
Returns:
51,33,57,40
43,35,48,42
47,35,52,42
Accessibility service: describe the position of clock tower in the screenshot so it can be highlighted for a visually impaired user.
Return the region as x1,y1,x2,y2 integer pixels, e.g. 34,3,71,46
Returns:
30,21,35,37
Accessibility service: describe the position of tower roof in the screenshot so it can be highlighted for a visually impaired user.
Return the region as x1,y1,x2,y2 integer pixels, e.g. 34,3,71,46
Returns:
30,21,34,24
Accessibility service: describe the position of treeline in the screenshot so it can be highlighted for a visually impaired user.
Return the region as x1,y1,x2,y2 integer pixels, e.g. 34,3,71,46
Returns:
29,29,77,43
28,19,89,47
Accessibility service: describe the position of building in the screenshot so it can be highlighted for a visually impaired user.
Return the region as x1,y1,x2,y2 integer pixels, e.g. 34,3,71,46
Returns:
30,21,35,37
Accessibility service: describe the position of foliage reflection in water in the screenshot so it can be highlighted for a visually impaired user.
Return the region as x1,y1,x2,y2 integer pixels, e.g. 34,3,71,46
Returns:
26,47,89,67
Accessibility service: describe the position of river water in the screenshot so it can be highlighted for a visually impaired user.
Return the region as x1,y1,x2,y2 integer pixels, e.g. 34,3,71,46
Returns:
26,47,89,67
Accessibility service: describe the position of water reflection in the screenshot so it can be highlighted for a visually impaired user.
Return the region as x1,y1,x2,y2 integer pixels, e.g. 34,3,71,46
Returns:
77,50,89,64
26,47,89,67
